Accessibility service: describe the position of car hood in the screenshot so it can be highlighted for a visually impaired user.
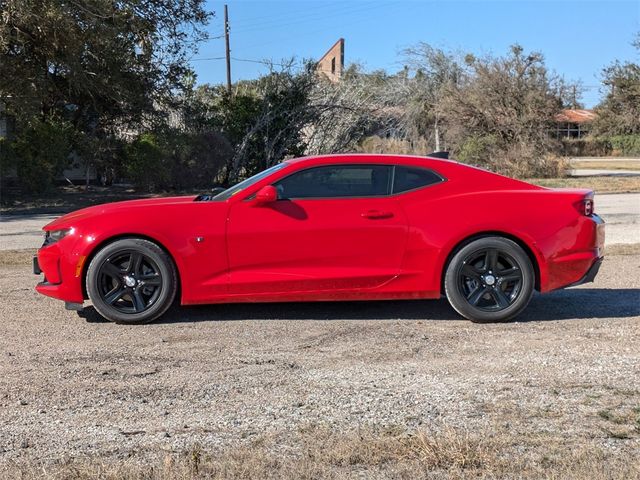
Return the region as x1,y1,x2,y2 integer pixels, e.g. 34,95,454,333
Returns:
44,196,200,230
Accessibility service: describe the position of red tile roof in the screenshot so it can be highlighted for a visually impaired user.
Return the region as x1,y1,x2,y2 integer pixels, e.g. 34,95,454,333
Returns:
554,109,597,124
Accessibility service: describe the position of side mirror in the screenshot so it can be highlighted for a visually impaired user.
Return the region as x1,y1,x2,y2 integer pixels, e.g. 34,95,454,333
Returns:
254,185,278,205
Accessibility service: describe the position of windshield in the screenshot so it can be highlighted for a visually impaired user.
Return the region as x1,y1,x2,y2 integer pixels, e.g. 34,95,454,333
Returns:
211,163,287,201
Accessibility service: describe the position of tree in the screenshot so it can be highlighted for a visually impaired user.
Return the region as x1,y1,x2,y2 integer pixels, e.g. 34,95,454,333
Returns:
401,44,464,151
215,62,320,182
3,118,72,192
438,45,570,177
0,0,211,125
0,0,211,191
592,34,640,136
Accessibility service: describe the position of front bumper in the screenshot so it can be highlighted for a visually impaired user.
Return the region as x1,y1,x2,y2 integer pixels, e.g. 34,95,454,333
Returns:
34,245,85,304
33,256,42,275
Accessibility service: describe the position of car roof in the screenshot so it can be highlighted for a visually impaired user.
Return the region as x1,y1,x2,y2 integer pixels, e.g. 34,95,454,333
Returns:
281,153,542,192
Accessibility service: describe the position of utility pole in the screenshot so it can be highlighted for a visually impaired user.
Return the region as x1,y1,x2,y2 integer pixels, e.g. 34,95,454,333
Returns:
224,4,231,94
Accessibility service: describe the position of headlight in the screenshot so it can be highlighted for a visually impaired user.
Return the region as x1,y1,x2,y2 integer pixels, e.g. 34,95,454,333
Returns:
43,228,72,246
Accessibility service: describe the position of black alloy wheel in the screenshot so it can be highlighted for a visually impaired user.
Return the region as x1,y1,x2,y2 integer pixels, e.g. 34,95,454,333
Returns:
457,248,524,311
97,250,163,314
444,237,534,322
86,238,177,324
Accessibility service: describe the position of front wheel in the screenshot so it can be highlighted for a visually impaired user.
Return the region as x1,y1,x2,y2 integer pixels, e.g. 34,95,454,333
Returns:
86,238,177,324
444,237,534,323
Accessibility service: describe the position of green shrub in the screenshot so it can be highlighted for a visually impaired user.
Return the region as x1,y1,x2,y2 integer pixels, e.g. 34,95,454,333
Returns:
125,133,170,191
7,120,72,194
455,136,567,178
561,138,612,157
609,134,640,156
456,135,498,168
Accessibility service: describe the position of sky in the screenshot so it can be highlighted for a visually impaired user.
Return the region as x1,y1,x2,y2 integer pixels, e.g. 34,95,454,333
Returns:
190,0,640,107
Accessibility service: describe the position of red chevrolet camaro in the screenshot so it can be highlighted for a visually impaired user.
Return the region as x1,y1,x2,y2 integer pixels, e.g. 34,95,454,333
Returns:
34,154,605,324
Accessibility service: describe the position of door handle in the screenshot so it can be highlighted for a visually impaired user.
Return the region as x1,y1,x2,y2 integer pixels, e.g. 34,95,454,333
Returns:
361,210,394,219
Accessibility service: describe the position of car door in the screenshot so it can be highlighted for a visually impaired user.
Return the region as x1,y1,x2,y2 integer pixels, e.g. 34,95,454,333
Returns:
225,164,408,295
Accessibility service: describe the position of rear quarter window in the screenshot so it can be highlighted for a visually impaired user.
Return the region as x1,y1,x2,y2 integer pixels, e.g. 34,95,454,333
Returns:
393,166,443,194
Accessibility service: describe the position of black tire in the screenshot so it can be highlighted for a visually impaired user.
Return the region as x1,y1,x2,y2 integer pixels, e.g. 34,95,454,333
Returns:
444,237,534,323
86,238,177,324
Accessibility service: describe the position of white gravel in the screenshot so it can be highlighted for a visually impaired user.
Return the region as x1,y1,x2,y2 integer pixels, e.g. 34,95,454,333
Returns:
0,255,638,464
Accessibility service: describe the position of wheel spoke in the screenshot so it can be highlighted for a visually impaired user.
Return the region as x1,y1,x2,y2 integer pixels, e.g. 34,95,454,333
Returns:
140,274,161,286
102,260,123,279
128,252,143,274
498,266,521,282
485,250,498,271
467,285,488,306
501,274,522,283
491,288,511,309
132,290,146,312
104,287,126,305
461,263,482,279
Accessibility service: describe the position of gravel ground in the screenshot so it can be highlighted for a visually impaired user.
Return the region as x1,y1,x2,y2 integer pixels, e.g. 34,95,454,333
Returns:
0,254,638,469
0,214,58,251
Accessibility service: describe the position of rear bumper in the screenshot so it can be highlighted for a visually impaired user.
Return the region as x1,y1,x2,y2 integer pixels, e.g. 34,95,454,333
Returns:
541,214,605,292
566,256,603,288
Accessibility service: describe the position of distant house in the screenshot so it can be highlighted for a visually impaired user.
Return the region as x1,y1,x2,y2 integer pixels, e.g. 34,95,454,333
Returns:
316,38,344,83
554,109,596,139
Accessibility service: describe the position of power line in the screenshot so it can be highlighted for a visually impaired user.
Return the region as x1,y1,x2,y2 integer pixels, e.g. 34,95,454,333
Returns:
230,1,345,28
191,56,226,61
232,57,295,67
238,1,400,52
230,2,381,35
190,56,296,68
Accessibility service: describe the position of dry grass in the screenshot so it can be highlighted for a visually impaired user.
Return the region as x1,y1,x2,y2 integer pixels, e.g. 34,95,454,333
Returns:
530,176,640,193
606,243,640,256
571,160,640,171
0,248,36,266
4,424,639,479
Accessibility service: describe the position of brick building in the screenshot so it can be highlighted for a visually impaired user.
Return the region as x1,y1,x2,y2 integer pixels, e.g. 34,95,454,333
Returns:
316,38,344,83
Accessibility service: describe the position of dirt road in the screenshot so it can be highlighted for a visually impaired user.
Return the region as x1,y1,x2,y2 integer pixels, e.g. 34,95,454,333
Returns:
0,253,638,476
597,193,640,245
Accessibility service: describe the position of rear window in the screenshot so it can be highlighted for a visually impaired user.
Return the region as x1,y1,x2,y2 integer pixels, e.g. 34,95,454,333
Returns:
392,166,443,194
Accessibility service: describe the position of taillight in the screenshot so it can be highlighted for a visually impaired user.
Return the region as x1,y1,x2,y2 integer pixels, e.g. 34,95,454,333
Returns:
584,198,594,216
574,195,594,216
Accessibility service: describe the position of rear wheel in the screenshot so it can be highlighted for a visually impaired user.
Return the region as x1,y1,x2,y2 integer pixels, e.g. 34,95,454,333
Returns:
86,238,177,324
444,237,534,323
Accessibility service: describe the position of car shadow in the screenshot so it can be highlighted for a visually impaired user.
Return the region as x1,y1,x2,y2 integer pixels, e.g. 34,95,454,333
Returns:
78,288,640,324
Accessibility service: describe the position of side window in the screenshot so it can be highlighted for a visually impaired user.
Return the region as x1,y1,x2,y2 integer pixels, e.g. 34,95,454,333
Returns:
392,166,443,194
275,165,392,199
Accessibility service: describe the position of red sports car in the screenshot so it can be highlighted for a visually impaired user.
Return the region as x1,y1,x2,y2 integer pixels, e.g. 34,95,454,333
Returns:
34,154,605,324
